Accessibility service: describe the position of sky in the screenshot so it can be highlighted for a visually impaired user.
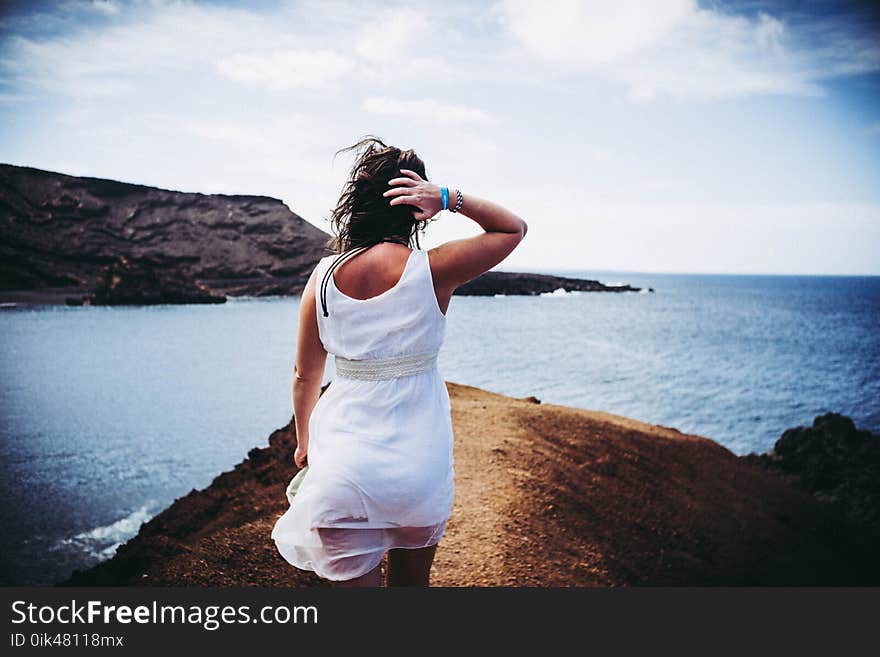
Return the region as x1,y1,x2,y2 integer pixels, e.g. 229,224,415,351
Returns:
1,0,878,275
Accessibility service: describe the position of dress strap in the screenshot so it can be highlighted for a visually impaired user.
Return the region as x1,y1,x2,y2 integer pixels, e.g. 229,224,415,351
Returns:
319,237,411,317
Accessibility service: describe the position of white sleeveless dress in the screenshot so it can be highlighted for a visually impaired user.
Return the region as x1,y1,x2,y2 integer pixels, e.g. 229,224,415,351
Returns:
271,248,455,581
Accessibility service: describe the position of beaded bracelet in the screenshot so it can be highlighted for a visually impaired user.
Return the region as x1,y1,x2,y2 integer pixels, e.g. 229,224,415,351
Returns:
450,188,463,213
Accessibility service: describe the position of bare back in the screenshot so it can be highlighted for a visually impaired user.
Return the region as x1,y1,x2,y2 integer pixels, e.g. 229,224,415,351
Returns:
333,231,523,317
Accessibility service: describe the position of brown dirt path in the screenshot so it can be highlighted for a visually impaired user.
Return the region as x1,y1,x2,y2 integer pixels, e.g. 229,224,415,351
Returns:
431,384,530,586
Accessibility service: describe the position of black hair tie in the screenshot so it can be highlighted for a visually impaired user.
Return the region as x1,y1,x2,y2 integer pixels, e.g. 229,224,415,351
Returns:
320,237,410,317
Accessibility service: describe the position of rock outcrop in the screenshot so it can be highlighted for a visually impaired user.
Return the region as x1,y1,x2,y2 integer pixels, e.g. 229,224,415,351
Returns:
742,412,879,536
65,255,226,306
0,163,331,297
456,270,645,295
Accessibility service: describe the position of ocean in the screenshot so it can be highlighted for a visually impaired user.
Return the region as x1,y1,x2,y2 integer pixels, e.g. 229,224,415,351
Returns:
1,270,878,585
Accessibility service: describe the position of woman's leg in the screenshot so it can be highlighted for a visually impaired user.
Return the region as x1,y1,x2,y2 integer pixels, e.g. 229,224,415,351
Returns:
317,527,383,587
387,545,437,587
332,563,382,587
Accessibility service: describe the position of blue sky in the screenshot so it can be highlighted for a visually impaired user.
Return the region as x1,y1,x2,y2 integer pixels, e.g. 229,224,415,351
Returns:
1,0,878,274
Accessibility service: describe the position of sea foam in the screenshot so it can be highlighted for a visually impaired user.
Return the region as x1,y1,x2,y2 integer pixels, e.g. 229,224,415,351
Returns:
52,503,156,561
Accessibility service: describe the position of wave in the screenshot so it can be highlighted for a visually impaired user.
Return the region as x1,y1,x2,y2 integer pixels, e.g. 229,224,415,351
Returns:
540,288,581,297
52,503,156,561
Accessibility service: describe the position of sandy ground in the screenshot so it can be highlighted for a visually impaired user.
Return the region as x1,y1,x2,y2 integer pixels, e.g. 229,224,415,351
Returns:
61,382,875,587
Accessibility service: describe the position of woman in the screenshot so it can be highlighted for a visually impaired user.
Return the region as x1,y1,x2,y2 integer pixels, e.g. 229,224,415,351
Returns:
271,136,527,587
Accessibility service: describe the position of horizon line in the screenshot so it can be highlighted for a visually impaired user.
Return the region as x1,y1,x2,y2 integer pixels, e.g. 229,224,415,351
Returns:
496,267,880,278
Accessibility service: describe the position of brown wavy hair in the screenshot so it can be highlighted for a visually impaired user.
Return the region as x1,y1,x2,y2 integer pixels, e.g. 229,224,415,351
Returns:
327,135,428,254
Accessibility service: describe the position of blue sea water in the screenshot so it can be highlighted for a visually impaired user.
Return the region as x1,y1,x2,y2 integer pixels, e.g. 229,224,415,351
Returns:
1,271,878,585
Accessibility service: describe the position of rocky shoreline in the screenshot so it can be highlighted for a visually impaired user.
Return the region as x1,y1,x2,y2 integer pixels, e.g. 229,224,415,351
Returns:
742,412,880,535
455,270,648,295
64,254,227,306
1,163,645,305
58,383,878,587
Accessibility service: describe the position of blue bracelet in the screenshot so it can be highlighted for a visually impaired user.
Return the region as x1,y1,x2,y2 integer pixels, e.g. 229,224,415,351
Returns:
440,187,449,211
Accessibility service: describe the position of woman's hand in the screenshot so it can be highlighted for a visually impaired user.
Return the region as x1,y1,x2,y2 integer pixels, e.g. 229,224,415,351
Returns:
294,445,308,469
383,169,443,222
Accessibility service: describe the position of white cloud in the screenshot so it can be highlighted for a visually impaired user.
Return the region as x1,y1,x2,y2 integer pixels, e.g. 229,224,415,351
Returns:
500,0,693,67
1,3,284,98
616,8,823,101
216,49,355,90
58,0,121,16
363,97,493,124
350,8,450,81
179,114,340,186
214,8,450,92
754,12,785,53
0,92,40,105
497,0,880,101
355,9,428,63
88,0,120,16
1,1,450,98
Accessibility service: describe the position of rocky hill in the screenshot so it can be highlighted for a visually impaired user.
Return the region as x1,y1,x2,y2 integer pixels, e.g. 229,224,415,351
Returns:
0,163,331,297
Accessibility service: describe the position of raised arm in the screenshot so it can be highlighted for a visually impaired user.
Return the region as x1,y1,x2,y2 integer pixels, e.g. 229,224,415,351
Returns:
384,169,528,306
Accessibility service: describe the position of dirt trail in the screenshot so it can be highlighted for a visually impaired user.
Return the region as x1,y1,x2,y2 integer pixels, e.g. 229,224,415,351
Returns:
431,384,528,586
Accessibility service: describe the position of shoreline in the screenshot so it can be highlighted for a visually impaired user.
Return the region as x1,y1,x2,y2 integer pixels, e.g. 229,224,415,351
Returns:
0,266,646,308
58,381,878,587
0,287,95,306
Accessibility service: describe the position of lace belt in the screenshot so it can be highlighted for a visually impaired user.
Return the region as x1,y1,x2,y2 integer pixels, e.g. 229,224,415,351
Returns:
334,351,439,380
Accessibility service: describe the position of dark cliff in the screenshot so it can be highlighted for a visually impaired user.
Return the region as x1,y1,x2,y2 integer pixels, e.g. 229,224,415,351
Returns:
0,163,331,297
456,270,644,295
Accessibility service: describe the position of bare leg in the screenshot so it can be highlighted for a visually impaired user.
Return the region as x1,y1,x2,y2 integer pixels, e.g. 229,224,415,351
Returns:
332,563,382,587
387,545,437,587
